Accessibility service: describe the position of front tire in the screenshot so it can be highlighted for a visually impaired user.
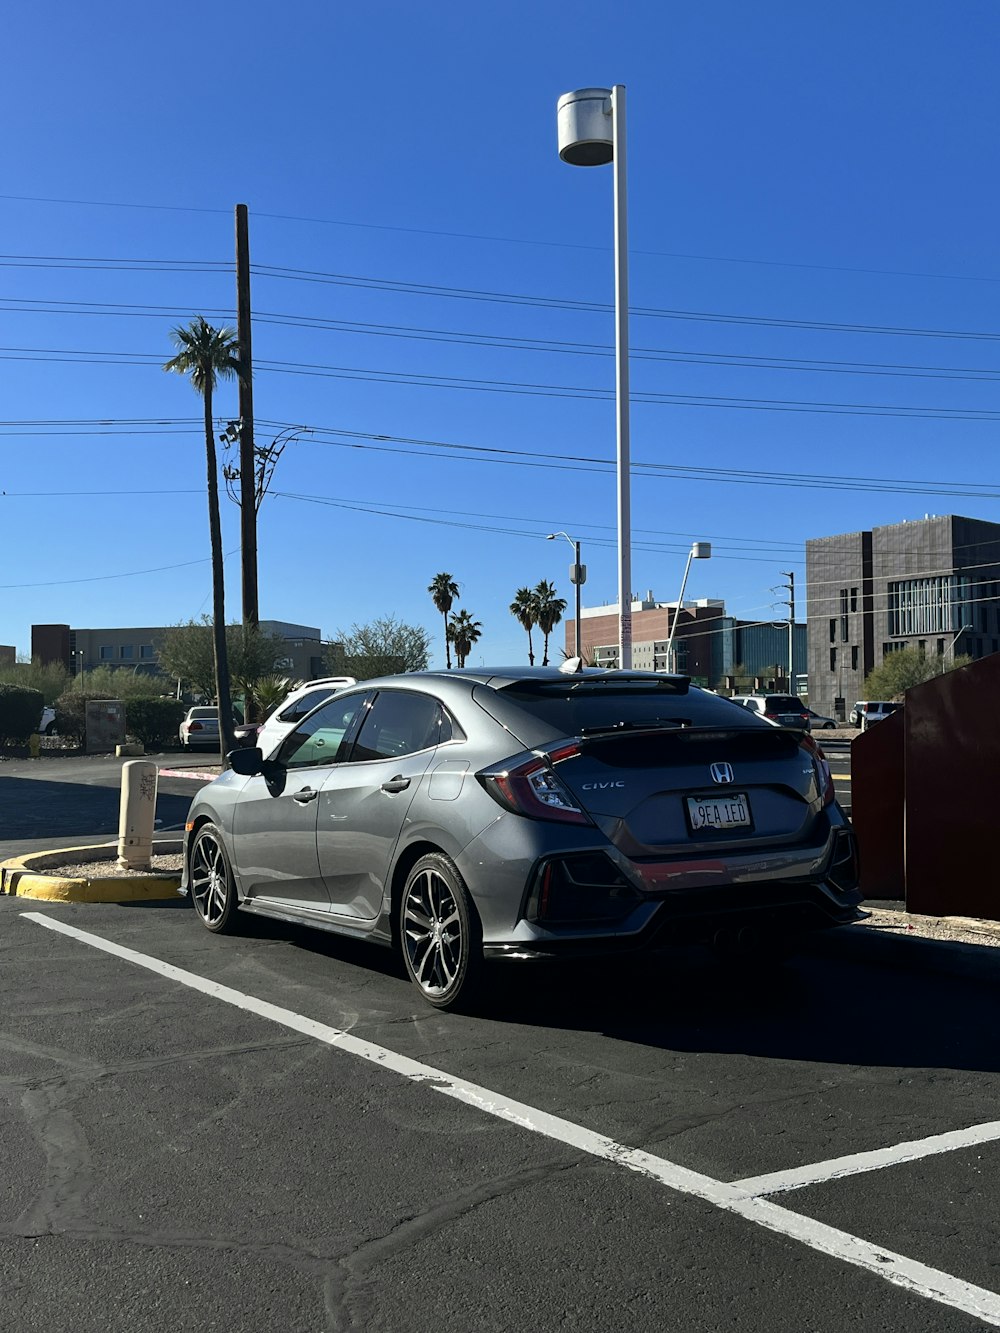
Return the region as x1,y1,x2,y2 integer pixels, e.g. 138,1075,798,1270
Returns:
189,823,240,933
400,853,482,1010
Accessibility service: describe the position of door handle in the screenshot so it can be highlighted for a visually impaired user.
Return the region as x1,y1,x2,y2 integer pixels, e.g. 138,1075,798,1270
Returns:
293,787,319,804
381,775,410,794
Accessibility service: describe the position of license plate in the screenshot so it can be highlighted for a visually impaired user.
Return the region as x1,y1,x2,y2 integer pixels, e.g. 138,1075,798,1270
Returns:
686,792,751,831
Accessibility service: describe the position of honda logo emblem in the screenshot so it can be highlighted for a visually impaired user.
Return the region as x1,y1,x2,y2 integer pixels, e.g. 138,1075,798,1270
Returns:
710,762,734,785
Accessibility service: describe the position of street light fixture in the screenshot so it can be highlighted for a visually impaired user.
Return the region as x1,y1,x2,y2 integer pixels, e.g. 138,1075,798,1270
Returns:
547,531,587,660
557,85,632,669
664,542,711,674
948,622,973,664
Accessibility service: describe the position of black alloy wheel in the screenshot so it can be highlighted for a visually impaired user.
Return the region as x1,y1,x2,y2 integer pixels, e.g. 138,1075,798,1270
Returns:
189,824,240,933
400,853,482,1010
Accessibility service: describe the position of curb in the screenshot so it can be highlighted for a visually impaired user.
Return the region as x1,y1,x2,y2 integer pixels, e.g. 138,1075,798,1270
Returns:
158,766,219,782
1,840,183,903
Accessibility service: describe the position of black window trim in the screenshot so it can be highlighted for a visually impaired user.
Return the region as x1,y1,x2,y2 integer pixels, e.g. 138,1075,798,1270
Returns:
340,687,465,765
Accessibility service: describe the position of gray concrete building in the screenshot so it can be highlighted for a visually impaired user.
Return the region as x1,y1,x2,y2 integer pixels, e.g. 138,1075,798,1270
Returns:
806,514,1000,718
32,620,327,683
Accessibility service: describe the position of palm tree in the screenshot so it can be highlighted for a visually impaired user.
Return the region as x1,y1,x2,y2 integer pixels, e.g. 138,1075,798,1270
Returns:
428,572,460,669
533,580,567,667
447,610,483,668
163,317,242,757
509,587,538,665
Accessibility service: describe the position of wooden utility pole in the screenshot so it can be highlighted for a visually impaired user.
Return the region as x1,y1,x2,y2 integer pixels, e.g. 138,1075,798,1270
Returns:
235,203,258,630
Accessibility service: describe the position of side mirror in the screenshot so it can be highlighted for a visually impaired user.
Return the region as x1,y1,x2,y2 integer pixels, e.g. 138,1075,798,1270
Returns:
228,746,264,775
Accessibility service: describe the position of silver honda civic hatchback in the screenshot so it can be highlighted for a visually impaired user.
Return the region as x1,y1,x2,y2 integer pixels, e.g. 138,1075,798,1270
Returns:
180,668,861,1009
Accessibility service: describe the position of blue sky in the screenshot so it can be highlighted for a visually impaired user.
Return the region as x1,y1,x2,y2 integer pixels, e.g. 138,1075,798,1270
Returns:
2,1,999,666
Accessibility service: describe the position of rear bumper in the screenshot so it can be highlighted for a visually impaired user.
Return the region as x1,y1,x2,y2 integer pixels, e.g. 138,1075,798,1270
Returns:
481,817,861,959
484,881,863,959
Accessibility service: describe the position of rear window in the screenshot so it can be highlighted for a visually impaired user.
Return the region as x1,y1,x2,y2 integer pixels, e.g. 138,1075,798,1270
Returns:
476,680,760,748
764,696,802,711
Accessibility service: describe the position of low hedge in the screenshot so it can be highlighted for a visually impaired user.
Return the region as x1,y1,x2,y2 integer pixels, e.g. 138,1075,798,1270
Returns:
0,683,45,743
126,698,187,749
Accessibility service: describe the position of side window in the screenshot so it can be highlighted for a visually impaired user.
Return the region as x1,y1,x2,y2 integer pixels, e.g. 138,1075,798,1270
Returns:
349,691,447,763
279,692,369,769
279,687,338,725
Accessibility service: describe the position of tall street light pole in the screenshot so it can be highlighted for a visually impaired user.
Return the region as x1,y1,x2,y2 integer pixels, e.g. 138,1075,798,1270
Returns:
557,86,632,669
664,542,711,673
547,531,587,660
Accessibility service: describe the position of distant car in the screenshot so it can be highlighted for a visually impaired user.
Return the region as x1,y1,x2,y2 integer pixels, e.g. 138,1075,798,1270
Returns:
729,694,811,731
803,708,838,730
179,707,224,750
252,676,356,759
38,706,57,735
850,700,901,732
181,667,861,1010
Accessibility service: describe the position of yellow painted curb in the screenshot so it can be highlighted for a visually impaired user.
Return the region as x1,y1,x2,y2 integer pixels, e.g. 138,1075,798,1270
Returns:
0,842,182,904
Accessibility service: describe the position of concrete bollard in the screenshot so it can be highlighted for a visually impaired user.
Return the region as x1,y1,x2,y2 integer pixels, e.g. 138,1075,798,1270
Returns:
117,760,159,870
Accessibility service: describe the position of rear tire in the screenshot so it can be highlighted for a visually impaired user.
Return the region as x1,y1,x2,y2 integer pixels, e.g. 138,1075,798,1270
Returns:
400,853,482,1010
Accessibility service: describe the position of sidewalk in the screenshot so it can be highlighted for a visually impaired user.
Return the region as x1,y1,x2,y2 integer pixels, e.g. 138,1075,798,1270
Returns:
158,760,223,782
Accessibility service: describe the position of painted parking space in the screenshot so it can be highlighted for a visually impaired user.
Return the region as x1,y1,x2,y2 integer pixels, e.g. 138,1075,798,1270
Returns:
15,907,1000,1329
777,1140,1000,1302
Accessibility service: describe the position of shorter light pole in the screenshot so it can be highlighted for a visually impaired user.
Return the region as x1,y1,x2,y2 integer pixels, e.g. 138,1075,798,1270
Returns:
948,622,973,664
664,542,711,674
548,532,586,660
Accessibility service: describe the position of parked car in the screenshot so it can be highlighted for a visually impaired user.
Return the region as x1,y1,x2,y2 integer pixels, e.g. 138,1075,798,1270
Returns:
178,707,236,750
252,676,356,758
849,700,901,731
729,694,811,731
38,706,57,735
803,707,838,730
181,667,861,1010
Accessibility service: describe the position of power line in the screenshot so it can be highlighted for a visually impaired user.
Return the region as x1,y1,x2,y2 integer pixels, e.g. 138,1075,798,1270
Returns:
10,254,989,343
5,343,1000,420
251,263,1000,343
1,411,998,503
7,309,1000,384
0,548,240,590
3,195,999,285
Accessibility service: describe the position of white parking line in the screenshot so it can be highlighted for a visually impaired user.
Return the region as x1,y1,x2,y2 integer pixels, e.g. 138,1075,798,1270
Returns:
735,1121,1000,1197
20,910,1000,1329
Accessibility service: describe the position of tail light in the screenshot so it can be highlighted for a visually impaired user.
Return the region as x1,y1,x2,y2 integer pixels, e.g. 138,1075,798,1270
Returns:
478,748,592,825
189,721,204,731
800,733,835,806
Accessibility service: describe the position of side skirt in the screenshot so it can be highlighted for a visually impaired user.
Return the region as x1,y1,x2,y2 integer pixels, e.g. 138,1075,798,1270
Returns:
238,897,394,949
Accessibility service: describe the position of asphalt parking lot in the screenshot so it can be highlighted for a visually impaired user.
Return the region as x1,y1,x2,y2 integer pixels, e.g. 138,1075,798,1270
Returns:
6,743,998,1330
4,880,1000,1330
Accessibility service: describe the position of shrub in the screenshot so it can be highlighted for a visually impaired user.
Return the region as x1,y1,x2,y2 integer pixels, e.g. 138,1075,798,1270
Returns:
126,698,187,749
54,692,88,742
0,683,45,743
